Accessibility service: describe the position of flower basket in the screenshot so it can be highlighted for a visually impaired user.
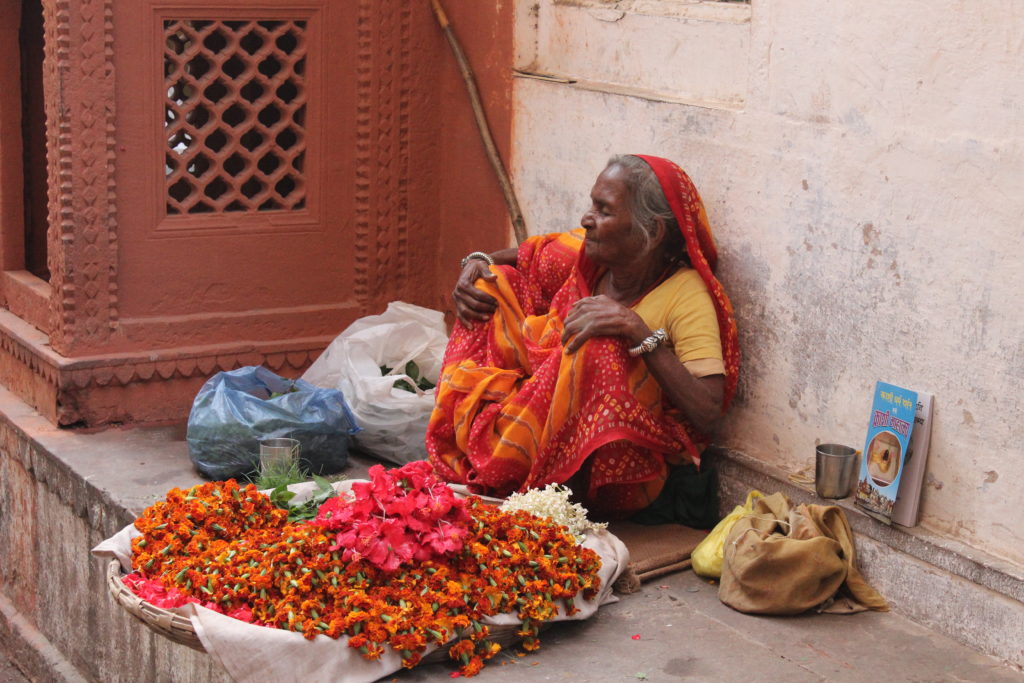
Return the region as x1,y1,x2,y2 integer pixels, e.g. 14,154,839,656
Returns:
93,472,628,681
106,558,204,651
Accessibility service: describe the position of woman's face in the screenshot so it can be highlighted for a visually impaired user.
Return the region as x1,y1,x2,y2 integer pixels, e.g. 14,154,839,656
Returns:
580,165,645,267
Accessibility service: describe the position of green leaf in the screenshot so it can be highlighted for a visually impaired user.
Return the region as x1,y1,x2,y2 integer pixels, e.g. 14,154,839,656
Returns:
310,476,337,504
277,475,341,523
404,360,420,381
393,379,416,393
269,484,297,509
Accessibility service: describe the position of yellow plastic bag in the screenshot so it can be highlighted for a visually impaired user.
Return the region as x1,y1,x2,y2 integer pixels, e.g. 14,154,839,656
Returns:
691,490,764,578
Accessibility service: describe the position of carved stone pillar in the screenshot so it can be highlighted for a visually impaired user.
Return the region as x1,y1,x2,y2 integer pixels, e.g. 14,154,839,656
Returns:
44,0,119,356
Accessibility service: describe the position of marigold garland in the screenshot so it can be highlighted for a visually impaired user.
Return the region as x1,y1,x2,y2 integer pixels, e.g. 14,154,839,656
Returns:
128,465,603,677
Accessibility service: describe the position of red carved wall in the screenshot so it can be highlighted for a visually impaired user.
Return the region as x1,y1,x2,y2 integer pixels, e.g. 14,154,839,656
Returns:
0,0,512,427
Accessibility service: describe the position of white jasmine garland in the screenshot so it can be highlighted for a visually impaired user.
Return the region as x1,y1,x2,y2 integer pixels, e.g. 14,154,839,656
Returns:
499,483,607,542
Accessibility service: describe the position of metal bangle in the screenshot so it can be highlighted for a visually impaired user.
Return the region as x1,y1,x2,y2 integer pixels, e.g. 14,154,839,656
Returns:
460,251,495,269
628,328,668,357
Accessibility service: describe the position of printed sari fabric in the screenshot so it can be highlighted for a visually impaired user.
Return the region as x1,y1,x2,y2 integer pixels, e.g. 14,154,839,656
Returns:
427,158,739,517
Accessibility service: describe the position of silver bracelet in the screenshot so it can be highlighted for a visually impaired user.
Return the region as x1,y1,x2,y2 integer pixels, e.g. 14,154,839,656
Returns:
628,328,668,357
460,251,495,269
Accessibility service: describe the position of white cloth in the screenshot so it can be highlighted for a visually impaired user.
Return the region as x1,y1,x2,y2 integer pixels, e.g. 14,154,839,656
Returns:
92,480,629,683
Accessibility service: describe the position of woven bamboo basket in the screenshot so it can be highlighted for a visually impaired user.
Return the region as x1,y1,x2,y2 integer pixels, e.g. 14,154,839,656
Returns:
106,559,205,651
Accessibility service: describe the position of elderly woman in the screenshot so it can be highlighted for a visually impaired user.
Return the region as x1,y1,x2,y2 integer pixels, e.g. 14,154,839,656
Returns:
426,155,739,517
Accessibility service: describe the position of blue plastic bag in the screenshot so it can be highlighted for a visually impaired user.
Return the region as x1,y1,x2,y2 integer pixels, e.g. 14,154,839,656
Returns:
186,366,360,480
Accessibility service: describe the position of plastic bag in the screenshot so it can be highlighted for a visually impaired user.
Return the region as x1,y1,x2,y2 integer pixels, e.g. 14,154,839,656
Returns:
302,301,447,465
691,489,764,578
186,366,360,480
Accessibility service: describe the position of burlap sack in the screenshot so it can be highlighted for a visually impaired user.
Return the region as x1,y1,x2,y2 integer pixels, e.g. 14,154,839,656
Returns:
719,492,888,615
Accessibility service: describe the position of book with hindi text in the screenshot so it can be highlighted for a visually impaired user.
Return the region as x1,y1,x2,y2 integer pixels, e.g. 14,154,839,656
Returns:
855,381,917,524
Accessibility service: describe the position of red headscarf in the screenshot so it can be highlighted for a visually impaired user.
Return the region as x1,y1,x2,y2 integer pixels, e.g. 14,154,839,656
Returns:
635,155,740,411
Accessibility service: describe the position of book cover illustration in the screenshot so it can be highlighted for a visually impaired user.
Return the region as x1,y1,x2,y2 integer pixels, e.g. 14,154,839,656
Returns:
892,391,934,528
855,381,918,524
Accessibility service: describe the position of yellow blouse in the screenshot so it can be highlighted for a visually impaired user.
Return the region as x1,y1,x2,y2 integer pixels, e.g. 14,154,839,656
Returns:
632,268,725,378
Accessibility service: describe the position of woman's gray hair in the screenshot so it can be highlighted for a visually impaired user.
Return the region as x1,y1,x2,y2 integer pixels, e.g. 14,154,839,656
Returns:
606,154,686,264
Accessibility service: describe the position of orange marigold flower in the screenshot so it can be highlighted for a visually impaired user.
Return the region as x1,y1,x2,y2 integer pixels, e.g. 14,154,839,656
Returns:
400,651,422,669
460,655,484,677
127,474,605,679
481,640,501,658
447,639,475,660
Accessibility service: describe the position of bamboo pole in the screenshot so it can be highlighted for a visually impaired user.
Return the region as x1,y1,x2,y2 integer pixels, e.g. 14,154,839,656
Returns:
430,0,528,244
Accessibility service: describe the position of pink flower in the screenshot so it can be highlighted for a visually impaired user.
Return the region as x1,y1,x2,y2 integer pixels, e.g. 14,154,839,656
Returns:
311,462,471,572
227,604,254,622
387,489,427,520
123,573,226,614
422,522,470,556
365,464,400,499
397,460,434,486
314,497,355,529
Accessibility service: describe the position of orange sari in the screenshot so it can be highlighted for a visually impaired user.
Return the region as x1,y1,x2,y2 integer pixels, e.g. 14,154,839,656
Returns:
427,157,739,516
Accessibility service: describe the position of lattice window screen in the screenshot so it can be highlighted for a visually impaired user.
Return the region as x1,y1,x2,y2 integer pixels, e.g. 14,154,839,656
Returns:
164,20,307,215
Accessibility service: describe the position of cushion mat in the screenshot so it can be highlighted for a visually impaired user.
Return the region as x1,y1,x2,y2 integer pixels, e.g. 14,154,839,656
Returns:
609,521,707,593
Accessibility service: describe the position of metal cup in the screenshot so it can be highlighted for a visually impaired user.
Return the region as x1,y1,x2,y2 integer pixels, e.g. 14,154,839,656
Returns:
259,437,300,477
815,443,858,498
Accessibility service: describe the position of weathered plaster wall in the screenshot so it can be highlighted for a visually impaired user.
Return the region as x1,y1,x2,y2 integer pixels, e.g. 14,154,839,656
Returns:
511,0,1024,564
0,397,230,682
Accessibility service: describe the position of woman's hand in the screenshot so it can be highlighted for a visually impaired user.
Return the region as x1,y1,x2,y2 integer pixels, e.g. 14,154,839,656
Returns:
453,259,498,327
561,295,649,354
451,247,519,327
563,294,724,428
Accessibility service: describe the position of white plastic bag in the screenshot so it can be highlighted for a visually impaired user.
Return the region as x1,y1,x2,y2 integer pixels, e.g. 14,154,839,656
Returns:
302,302,447,464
